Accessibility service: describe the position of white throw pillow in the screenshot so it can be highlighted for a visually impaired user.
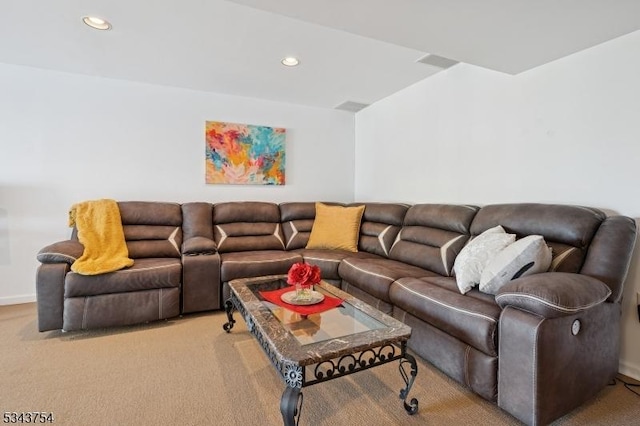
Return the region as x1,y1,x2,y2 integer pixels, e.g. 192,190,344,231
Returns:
453,226,515,294
479,235,552,295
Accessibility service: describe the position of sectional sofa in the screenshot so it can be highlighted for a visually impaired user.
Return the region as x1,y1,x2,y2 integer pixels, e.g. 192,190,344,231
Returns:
36,200,637,425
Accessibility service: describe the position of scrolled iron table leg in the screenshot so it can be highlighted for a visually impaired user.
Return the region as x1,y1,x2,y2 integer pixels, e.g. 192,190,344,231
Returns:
398,352,419,414
280,386,303,426
222,299,236,333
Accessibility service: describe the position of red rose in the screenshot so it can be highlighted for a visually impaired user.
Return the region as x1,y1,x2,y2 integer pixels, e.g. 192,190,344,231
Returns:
287,262,312,286
308,264,321,285
287,262,322,287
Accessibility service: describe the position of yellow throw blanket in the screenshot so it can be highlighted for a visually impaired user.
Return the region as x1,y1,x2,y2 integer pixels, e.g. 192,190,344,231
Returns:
68,199,134,275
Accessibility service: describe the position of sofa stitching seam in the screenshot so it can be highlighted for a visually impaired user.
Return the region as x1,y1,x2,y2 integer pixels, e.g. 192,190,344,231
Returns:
342,259,395,282
464,345,471,388
394,281,497,324
69,263,179,275
222,256,300,264
39,252,77,262
82,296,89,330
495,292,609,312
532,317,545,424
303,256,341,263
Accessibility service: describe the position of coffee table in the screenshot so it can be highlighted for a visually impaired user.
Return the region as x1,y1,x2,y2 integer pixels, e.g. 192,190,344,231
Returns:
223,275,418,425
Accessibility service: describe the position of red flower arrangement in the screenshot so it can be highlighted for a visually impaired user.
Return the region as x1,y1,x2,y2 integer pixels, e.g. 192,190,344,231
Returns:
287,262,321,289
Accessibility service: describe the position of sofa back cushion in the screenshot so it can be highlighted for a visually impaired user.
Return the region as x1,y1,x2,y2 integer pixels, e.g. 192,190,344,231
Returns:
119,201,183,259
182,202,214,241
389,204,479,276
181,202,217,254
280,202,409,257
470,204,605,274
352,203,409,257
213,202,285,253
580,215,637,303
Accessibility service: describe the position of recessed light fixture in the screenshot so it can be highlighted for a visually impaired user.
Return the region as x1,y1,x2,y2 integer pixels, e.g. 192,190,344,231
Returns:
281,57,300,67
82,16,112,30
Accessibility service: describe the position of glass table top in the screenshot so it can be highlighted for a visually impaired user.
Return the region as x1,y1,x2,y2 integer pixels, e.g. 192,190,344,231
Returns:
256,279,386,346
228,275,411,365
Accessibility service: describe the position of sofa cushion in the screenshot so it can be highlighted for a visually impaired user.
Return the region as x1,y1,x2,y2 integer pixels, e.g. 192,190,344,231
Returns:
119,201,182,226
119,201,183,259
408,275,498,305
306,203,365,252
282,202,408,256
470,203,605,274
453,226,515,294
390,277,502,356
181,202,214,241
353,202,408,257
64,258,182,297
124,225,183,258
214,202,285,253
388,204,478,276
219,250,302,282
338,256,437,303
479,235,552,295
280,202,320,250
293,249,378,281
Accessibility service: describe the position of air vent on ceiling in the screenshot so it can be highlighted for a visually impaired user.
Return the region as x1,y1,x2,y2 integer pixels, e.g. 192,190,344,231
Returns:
416,54,459,69
335,101,370,113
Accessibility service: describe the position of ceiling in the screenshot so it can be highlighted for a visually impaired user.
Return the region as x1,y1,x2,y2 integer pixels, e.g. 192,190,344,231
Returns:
2,1,640,110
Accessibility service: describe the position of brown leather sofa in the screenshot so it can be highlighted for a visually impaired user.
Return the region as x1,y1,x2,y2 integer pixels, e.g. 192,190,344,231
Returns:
35,201,637,425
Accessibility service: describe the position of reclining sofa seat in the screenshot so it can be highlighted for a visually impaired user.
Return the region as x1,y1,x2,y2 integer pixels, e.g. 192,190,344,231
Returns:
36,201,183,331
280,202,410,291
211,201,303,303
339,204,480,314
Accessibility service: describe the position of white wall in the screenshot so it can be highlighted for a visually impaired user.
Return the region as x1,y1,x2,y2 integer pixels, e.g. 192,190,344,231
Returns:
355,30,640,379
0,64,355,304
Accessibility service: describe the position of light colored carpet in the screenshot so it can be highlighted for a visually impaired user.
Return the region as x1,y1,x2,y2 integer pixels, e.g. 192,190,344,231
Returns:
1,303,639,425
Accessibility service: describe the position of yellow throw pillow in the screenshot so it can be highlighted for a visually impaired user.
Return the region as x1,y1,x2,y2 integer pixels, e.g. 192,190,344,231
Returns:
305,203,365,252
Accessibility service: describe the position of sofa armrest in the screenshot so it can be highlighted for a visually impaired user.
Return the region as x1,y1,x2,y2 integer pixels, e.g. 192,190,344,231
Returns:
181,250,221,313
495,272,611,319
37,240,84,265
182,236,217,256
498,302,620,425
36,263,69,331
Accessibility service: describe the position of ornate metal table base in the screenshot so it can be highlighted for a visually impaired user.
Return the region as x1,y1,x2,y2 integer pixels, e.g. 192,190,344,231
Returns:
399,353,419,414
280,387,303,426
223,294,419,425
223,299,236,332
276,351,419,425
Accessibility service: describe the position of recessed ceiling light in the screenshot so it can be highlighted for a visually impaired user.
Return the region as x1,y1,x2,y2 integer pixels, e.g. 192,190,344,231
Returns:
82,16,112,30
281,57,300,67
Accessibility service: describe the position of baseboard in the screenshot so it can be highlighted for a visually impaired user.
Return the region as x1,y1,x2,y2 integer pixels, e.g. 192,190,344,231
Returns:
0,294,36,306
619,360,640,381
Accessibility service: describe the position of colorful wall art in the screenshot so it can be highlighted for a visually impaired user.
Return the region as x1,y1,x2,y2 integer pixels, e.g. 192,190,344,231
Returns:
205,121,286,185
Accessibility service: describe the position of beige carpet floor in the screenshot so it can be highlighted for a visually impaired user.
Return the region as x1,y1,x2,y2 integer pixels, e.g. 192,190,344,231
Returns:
1,303,639,426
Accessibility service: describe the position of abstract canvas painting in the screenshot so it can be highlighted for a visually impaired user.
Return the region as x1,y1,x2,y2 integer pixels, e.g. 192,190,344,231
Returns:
205,121,286,185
